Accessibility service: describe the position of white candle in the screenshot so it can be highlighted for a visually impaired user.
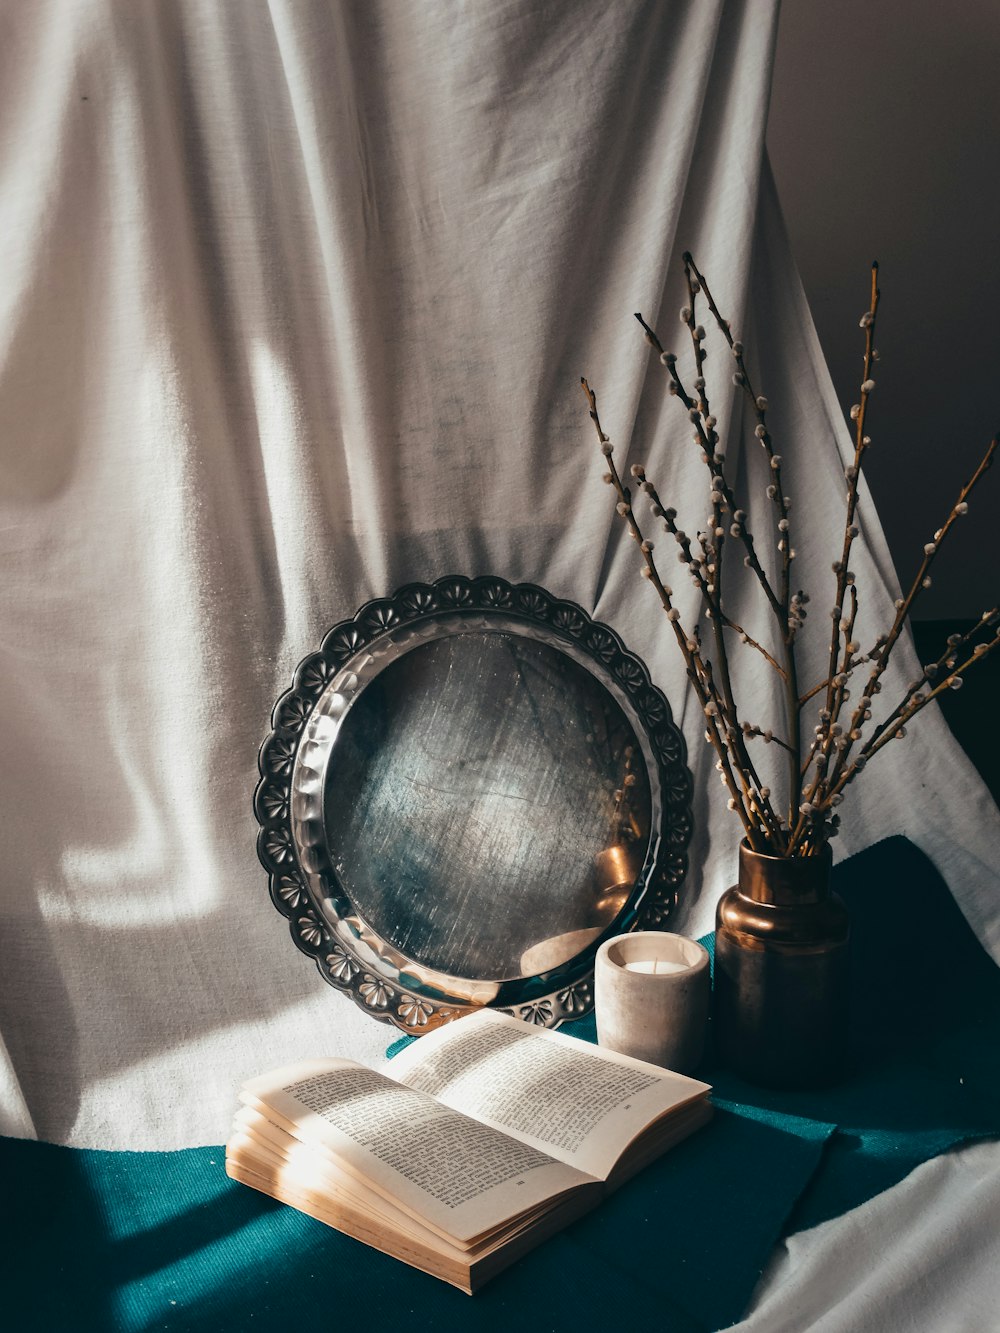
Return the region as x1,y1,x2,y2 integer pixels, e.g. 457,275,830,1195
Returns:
622,958,690,975
595,931,711,1073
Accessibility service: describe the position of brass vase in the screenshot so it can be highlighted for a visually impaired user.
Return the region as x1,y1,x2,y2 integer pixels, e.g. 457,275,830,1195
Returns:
714,841,849,1088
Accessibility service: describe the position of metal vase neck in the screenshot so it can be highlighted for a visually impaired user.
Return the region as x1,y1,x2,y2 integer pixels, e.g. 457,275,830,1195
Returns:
737,840,833,906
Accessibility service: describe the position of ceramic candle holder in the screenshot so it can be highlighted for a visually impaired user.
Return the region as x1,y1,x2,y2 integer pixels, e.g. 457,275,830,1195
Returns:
594,931,710,1073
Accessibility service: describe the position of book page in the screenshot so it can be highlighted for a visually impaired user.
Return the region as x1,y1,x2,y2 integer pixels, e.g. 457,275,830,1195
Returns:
230,1105,549,1251
388,1010,710,1180
229,1109,578,1256
239,1057,593,1244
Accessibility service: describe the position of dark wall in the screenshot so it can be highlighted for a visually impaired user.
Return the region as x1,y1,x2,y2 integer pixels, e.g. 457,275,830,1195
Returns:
767,0,1000,619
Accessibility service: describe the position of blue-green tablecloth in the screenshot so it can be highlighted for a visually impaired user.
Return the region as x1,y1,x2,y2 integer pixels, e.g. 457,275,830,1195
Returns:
3,837,998,1331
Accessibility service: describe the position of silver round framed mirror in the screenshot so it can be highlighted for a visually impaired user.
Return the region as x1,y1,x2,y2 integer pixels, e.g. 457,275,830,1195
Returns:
255,576,692,1033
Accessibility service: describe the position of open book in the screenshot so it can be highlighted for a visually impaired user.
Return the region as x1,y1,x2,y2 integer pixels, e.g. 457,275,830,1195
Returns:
226,1009,712,1293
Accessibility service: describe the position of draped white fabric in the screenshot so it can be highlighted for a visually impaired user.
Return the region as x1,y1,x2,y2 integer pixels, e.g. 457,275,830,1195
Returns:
2,0,998,1166
738,1138,1000,1331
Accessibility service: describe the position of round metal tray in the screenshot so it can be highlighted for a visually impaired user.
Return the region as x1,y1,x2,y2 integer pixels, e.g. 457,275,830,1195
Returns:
255,575,692,1033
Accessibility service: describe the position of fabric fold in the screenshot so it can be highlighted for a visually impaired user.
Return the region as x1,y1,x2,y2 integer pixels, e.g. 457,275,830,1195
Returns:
0,0,996,1152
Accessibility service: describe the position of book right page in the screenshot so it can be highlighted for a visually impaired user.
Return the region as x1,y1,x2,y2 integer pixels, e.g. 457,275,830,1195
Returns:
389,1010,711,1181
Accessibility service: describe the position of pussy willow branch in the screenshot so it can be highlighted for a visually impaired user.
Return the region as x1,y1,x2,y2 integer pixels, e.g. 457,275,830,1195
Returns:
633,313,785,621
888,610,999,723
629,315,790,844
643,476,786,676
828,578,861,739
825,433,997,795
793,262,879,832
822,263,880,719
704,663,786,847
684,252,794,607
582,383,765,844
788,447,998,852
865,435,995,684
634,298,796,843
825,627,1000,803
790,435,997,852
789,583,859,852
859,620,996,756
580,377,765,848
682,251,800,821
626,381,784,831
589,257,997,857
683,252,802,824
675,260,792,846
678,262,741,804
681,253,795,612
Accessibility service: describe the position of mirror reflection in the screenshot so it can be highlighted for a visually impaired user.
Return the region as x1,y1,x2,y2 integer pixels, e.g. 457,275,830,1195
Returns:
324,630,651,981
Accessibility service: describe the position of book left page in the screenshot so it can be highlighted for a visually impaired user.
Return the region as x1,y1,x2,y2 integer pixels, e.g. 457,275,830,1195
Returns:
238,1058,593,1245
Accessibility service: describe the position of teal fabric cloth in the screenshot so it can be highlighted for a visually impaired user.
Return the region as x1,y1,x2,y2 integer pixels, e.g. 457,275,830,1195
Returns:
3,837,998,1332
0,1109,829,1332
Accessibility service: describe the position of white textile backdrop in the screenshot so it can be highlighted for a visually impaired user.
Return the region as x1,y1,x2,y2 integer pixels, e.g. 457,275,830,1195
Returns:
2,0,998,1163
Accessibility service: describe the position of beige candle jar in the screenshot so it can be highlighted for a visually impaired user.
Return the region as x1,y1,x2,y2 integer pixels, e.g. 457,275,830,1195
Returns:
594,931,710,1073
